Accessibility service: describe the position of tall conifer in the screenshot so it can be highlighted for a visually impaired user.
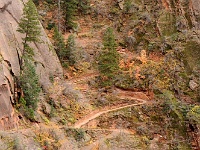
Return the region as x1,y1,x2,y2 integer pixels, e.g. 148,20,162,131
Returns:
17,0,41,60
17,0,41,115
98,27,119,87
66,34,76,65
53,27,67,64
62,0,78,29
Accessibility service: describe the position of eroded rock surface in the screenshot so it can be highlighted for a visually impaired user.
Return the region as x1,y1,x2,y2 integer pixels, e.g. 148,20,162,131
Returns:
0,0,63,130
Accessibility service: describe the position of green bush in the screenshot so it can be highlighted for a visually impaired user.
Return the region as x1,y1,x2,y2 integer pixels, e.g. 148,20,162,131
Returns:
46,22,55,30
123,0,132,14
33,0,39,5
187,105,200,124
45,0,55,4
24,107,35,121
65,129,85,141
78,0,90,14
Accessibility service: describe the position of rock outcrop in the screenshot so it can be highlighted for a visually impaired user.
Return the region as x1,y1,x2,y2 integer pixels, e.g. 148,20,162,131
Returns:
160,0,200,31
0,0,63,130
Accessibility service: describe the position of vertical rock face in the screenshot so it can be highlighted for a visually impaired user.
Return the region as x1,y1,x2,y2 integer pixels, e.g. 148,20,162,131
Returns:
161,0,200,30
190,0,200,29
0,65,18,130
0,0,63,130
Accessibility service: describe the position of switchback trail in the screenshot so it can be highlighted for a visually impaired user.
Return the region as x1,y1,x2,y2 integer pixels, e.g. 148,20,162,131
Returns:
72,92,149,150
65,72,150,131
63,71,151,141
74,97,148,128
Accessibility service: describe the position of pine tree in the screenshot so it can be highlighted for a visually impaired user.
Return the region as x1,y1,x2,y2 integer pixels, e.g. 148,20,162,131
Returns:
53,27,67,65
20,57,41,111
66,34,76,65
17,0,41,61
17,0,41,117
98,27,119,87
62,0,78,29
53,28,77,67
77,0,90,14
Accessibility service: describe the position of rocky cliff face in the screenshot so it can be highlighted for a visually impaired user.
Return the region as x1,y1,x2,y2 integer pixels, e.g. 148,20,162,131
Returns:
0,0,63,130
161,0,200,30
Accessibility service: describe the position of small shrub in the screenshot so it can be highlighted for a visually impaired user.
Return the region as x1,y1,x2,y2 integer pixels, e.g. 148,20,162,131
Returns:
13,138,23,150
78,0,90,14
187,105,200,124
60,117,67,125
45,0,55,4
46,22,55,30
49,73,54,83
65,128,85,141
123,0,132,14
62,62,69,68
32,0,39,5
24,107,35,121
19,97,26,107
43,117,50,125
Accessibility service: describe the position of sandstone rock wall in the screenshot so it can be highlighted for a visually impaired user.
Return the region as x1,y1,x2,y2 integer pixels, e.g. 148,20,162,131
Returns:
0,0,63,130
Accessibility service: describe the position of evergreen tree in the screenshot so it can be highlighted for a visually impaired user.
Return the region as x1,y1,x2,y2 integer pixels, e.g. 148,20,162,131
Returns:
53,27,67,65
20,57,41,111
98,27,119,87
77,0,90,14
66,34,76,65
17,0,41,117
17,0,41,61
62,0,78,29
53,29,76,67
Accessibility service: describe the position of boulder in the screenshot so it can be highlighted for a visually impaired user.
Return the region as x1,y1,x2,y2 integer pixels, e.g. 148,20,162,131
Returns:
117,0,124,10
189,80,198,90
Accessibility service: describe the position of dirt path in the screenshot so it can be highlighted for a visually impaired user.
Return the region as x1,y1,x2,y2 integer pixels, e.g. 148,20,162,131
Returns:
72,93,149,149
68,72,98,82
65,72,150,130
74,97,147,128
21,72,150,150
63,71,151,148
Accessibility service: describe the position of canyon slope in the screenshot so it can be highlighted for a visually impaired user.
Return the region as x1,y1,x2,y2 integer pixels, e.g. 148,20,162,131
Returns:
0,0,199,149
